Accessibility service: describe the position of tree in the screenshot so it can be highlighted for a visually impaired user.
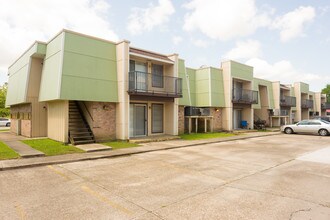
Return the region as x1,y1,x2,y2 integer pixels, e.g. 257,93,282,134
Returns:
0,83,10,117
322,84,330,103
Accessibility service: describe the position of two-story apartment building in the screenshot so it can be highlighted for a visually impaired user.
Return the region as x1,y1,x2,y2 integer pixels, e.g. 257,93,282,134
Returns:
6,30,330,144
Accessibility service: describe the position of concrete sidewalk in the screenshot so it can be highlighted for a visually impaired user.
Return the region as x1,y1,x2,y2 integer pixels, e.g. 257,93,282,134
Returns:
2,140,45,158
0,132,281,171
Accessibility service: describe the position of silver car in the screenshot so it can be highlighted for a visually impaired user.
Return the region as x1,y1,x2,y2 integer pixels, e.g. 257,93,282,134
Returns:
281,120,330,136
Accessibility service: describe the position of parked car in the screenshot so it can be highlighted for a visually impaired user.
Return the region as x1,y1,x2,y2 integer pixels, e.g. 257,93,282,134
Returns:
281,120,330,136
311,116,330,122
0,118,10,127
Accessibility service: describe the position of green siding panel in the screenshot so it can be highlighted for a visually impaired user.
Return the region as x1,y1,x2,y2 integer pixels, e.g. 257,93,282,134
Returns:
6,65,30,106
36,43,47,55
59,32,118,102
6,43,41,106
178,59,191,106
253,78,275,109
300,82,309,94
210,68,225,107
231,61,253,81
60,75,118,101
39,33,64,102
64,32,116,61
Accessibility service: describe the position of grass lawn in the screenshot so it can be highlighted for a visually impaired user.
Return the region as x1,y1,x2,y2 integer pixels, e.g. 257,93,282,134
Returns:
0,129,10,132
102,141,139,150
22,139,84,156
180,132,236,140
0,141,20,160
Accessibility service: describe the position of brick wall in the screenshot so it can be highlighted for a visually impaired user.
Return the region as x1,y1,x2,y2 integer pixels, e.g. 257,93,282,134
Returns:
10,104,32,137
86,102,116,142
211,107,222,131
10,119,17,134
21,120,31,137
178,106,185,134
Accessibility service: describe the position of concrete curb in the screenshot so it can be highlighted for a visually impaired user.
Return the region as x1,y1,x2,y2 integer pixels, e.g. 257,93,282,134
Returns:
0,132,281,171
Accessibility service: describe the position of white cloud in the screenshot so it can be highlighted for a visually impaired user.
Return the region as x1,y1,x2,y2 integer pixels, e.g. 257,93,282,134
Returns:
223,40,262,60
246,58,329,91
183,0,271,41
191,39,210,48
127,0,175,35
0,0,118,85
172,36,183,45
272,6,315,42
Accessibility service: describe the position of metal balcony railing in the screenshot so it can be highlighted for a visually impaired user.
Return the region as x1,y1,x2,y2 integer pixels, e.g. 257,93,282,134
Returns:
232,88,258,104
128,71,182,98
280,96,296,107
321,102,330,109
301,99,313,109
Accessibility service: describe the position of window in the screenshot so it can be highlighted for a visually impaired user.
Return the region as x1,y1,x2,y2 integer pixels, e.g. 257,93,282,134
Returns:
308,121,321,125
152,104,163,133
152,64,163,88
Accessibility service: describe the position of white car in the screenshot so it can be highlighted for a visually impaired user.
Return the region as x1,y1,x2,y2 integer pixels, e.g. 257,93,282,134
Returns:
281,120,330,136
0,118,10,127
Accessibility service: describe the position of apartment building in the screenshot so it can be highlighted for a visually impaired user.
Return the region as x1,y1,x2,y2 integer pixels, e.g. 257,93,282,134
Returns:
6,30,330,144
6,30,182,144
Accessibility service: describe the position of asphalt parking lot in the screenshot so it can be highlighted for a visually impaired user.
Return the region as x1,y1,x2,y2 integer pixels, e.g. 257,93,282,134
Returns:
0,134,329,219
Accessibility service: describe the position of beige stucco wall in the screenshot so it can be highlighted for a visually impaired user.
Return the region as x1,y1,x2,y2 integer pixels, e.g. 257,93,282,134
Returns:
47,100,68,143
272,82,280,110
294,82,302,121
221,61,233,131
116,41,130,140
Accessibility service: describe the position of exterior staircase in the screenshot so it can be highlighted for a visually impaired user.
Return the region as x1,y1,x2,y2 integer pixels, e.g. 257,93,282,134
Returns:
69,101,95,145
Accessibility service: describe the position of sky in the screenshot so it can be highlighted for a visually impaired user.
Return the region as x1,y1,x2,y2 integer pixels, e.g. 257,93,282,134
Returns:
0,0,329,92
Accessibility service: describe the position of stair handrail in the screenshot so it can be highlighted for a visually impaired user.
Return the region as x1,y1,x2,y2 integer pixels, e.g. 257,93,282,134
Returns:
78,102,94,122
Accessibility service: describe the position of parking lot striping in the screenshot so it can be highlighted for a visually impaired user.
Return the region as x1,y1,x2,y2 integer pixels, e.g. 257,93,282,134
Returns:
47,165,71,180
14,201,26,220
80,185,133,216
296,146,330,165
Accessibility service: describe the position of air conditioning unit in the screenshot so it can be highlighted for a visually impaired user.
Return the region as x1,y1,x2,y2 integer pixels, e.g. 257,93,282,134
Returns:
273,109,280,116
184,107,200,116
199,108,210,116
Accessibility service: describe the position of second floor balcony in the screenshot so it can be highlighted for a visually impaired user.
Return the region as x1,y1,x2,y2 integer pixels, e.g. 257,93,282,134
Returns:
232,88,258,104
128,71,183,98
301,99,313,109
280,96,296,107
321,102,330,109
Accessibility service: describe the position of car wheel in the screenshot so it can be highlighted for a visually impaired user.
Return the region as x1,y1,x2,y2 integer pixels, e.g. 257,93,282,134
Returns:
5,122,10,127
284,127,293,134
318,129,328,136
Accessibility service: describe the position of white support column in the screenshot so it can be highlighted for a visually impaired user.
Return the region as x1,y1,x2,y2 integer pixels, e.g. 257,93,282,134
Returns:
116,40,130,140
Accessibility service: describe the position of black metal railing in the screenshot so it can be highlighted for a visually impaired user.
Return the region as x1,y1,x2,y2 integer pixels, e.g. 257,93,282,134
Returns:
280,96,296,107
232,88,258,104
301,99,313,109
128,71,182,98
321,102,330,109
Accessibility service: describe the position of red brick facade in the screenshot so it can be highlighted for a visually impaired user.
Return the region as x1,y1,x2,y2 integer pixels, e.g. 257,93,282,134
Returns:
84,102,116,142
178,106,185,134
210,107,222,131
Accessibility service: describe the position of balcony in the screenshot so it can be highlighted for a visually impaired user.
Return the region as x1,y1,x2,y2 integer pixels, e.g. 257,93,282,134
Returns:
301,99,313,109
321,103,330,110
280,96,296,107
232,88,258,104
128,71,182,98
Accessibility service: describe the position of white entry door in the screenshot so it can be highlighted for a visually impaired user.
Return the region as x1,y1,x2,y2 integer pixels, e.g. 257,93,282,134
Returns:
233,109,242,129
